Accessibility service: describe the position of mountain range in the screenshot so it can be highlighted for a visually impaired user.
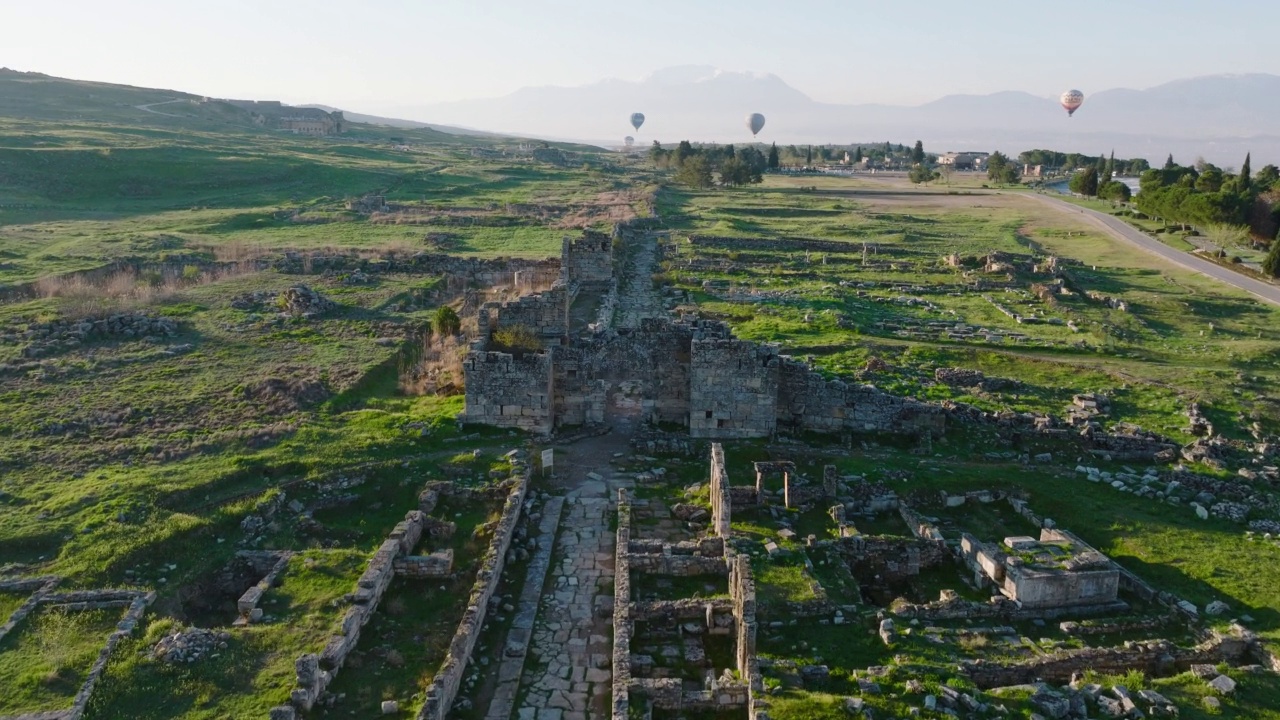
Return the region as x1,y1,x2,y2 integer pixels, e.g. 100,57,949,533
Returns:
389,66,1280,166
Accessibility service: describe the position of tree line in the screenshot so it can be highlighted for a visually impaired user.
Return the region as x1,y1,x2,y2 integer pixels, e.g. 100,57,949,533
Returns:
649,140,772,188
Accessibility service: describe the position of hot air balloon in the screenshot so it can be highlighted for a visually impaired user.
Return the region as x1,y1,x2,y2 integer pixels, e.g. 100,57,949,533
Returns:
746,112,766,137
624,136,635,148
1060,90,1084,117
630,113,645,131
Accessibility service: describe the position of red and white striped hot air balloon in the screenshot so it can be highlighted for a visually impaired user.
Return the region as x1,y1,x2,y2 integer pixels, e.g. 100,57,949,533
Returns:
1060,89,1084,117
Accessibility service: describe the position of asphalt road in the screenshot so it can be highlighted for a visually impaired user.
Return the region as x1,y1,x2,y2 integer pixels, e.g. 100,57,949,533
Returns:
1023,193,1280,308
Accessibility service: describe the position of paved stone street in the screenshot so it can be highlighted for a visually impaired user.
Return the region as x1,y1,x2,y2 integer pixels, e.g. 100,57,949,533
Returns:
510,436,632,720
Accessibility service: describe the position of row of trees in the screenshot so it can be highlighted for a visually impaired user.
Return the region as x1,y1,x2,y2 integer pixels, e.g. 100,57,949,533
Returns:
649,141,772,188
1133,154,1280,240
1020,149,1150,175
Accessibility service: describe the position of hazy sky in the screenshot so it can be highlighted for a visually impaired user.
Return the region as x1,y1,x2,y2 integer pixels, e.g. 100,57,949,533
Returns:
5,0,1279,114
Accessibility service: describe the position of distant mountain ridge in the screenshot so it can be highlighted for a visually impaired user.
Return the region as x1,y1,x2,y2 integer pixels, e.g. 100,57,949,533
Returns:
396,66,1280,165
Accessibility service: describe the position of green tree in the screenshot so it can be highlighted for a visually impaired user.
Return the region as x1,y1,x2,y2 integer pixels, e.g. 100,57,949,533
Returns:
674,140,696,166
1099,180,1131,202
986,151,1020,184
432,306,461,337
767,142,779,169
853,147,863,163
1255,164,1279,190
1263,240,1280,278
719,158,756,186
1069,167,1100,196
1237,152,1252,191
1195,167,1224,193
674,154,713,188
911,140,925,165
908,164,940,185
805,145,812,164
1164,154,1176,170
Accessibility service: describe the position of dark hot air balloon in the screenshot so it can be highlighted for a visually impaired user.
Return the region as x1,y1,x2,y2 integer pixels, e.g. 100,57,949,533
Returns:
630,113,645,131
1060,90,1084,117
746,112,766,136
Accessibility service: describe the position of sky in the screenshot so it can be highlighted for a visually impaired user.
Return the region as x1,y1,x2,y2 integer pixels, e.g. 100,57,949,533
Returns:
4,0,1280,115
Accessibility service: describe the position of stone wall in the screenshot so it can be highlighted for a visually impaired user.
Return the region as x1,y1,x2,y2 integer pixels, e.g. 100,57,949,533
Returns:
417,465,530,720
562,230,613,286
612,490,635,720
961,627,1255,688
392,550,454,578
0,583,153,720
462,351,554,434
709,443,731,538
777,358,946,437
689,339,779,438
479,283,571,339
274,252,560,288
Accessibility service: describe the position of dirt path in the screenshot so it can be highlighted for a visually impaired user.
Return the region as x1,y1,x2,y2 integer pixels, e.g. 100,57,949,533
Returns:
134,99,187,117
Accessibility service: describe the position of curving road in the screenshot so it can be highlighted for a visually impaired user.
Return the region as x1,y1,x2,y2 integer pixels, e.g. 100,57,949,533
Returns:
1022,193,1280,307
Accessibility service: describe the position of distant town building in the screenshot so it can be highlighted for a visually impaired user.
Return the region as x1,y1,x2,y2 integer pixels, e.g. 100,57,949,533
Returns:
938,152,989,171
1023,164,1044,178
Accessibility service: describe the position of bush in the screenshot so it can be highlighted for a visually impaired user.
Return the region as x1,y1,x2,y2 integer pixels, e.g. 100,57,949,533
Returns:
491,325,541,353
431,306,461,337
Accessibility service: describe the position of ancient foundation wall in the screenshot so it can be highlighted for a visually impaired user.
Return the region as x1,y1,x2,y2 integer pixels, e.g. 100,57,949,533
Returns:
689,339,779,439
462,351,553,434
0,581,153,720
961,629,1255,688
417,466,530,720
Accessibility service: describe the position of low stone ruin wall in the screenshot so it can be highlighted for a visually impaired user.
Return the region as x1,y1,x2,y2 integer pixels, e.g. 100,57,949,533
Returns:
0,583,153,720
612,490,635,720
416,464,530,720
273,251,560,288
277,466,528,719
0,575,60,644
961,627,1256,688
836,534,948,587
233,551,292,626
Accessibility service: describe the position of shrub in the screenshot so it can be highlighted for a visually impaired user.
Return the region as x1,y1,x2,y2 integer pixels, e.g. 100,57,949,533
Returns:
431,306,461,337
491,325,542,353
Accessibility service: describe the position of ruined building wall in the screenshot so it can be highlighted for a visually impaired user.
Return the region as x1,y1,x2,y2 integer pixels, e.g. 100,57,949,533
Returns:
418,468,530,720
462,352,553,434
479,283,570,339
689,339,779,439
709,443,731,538
562,230,614,286
777,358,946,436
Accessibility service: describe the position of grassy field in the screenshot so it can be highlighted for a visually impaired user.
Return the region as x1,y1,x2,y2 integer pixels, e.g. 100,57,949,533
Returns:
658,175,1280,442
0,85,618,717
